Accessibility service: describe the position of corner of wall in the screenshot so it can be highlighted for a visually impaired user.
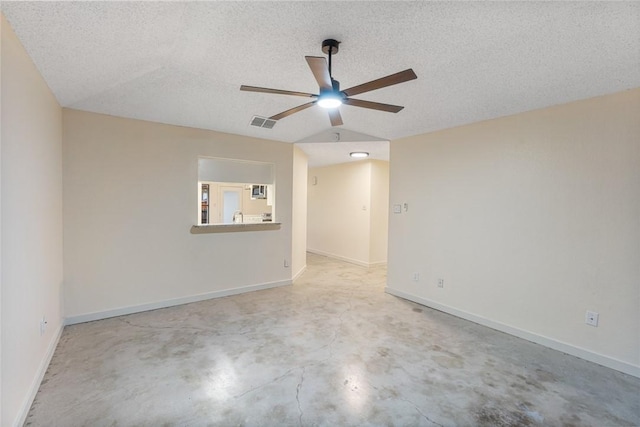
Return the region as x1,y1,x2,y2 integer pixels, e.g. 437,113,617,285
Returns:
291,146,308,279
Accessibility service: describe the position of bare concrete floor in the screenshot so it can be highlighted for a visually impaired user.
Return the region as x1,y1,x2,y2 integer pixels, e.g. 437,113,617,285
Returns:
27,254,639,426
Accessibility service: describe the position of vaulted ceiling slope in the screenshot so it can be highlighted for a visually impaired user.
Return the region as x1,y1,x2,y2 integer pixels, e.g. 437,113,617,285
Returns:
2,1,639,145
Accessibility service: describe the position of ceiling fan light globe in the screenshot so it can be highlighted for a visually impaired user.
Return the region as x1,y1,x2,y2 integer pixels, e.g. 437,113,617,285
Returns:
318,96,342,109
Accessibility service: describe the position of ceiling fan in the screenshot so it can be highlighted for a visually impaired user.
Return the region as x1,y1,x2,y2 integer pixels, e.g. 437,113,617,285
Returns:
240,39,417,127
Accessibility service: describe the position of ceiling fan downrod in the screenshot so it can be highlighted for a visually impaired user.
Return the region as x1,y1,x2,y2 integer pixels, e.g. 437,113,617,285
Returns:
322,39,340,81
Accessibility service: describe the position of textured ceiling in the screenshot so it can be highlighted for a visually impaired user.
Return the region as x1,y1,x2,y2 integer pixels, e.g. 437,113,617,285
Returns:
2,1,639,166
298,128,388,168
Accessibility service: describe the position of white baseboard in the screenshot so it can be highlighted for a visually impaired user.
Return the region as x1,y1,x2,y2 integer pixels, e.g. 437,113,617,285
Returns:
307,249,385,268
292,265,307,282
385,287,640,379
15,322,64,427
65,280,292,326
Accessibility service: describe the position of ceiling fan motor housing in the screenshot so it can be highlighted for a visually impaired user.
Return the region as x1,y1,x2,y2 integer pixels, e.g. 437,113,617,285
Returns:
320,80,344,100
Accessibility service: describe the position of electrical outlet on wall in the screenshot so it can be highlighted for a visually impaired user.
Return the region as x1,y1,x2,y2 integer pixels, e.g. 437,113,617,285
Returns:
437,278,444,288
585,311,599,327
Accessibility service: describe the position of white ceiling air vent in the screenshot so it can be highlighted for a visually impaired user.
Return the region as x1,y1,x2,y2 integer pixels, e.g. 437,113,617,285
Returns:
250,116,277,129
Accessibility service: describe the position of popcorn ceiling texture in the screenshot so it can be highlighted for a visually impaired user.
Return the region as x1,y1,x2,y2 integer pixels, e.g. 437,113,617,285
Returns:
2,1,639,151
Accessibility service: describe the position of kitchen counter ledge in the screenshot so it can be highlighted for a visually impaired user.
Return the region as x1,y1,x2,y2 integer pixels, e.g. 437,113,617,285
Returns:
190,223,281,234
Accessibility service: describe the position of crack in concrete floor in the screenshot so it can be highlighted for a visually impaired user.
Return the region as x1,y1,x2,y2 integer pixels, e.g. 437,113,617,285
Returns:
400,397,444,427
25,254,640,426
296,367,306,426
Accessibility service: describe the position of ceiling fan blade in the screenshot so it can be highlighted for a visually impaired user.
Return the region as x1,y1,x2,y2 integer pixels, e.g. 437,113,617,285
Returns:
342,69,417,97
305,56,332,90
343,98,404,113
269,101,316,121
328,109,343,127
240,85,315,98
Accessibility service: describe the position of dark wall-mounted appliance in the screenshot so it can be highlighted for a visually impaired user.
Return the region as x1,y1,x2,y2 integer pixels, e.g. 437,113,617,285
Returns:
251,184,267,199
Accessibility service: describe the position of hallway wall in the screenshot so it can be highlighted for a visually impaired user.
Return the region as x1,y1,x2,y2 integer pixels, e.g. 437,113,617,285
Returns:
292,146,308,280
307,160,389,266
387,89,640,376
369,160,390,264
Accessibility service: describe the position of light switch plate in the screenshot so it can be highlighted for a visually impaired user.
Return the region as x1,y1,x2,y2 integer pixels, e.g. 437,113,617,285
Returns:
393,204,402,214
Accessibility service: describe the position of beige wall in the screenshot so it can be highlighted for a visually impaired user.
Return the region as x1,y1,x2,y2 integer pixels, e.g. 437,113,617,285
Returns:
291,146,308,279
63,109,297,320
1,14,64,426
369,160,390,264
387,89,640,376
308,160,389,266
